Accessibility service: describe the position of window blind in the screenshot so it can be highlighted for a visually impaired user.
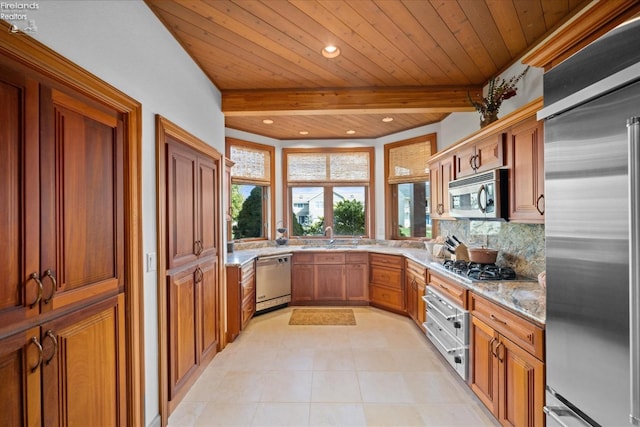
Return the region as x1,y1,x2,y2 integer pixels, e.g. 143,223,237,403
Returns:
230,144,270,183
287,151,370,182
387,139,434,184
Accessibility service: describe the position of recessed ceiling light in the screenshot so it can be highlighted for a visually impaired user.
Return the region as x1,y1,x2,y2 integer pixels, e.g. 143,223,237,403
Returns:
262,119,274,124
322,45,340,58
299,130,309,135
346,130,356,135
382,117,394,122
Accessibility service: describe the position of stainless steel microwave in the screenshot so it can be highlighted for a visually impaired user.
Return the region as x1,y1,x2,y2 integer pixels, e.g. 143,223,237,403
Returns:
448,169,508,219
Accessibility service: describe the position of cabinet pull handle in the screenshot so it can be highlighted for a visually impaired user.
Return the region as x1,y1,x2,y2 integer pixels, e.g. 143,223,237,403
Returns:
497,342,505,362
536,194,545,215
29,272,43,308
490,337,498,357
195,267,203,283
469,156,476,170
490,313,508,325
43,269,57,304
30,337,43,373
194,240,203,256
474,154,480,170
44,330,58,365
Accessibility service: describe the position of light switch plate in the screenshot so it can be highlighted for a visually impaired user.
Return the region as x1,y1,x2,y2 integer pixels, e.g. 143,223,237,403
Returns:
146,252,157,272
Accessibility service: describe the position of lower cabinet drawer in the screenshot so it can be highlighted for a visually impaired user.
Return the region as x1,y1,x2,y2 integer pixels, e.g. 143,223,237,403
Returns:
370,285,404,311
370,265,403,290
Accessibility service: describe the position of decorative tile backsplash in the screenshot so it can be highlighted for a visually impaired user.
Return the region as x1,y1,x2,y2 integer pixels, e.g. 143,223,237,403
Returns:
437,220,545,278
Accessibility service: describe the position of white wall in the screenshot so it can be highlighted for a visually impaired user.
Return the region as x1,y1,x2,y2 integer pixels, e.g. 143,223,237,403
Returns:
25,2,225,425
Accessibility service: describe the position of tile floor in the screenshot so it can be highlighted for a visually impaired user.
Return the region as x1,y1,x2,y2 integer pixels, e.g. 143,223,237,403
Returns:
168,306,499,427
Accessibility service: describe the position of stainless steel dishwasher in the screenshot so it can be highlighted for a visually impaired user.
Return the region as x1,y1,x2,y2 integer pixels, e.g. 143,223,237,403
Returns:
255,254,292,314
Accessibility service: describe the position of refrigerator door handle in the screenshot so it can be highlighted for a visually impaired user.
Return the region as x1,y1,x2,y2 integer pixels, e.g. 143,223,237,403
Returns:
628,116,640,426
544,406,592,427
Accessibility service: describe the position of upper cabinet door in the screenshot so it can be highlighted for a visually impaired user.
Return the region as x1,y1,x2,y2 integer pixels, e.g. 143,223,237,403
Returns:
508,117,545,223
0,70,40,324
167,141,198,269
39,87,124,312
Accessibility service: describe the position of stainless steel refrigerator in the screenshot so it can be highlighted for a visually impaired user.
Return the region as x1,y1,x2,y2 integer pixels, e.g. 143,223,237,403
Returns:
539,18,640,426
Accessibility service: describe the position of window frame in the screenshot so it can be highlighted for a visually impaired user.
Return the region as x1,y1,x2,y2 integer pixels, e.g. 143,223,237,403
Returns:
384,134,437,240
225,137,275,242
283,147,375,239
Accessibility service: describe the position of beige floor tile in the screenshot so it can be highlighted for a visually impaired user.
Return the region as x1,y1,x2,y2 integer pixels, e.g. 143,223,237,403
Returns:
313,348,356,371
362,403,425,426
251,402,310,426
357,371,415,403
169,306,500,426
352,349,398,371
309,403,367,426
193,403,257,426
168,401,206,427
311,371,362,402
260,370,313,402
416,402,498,426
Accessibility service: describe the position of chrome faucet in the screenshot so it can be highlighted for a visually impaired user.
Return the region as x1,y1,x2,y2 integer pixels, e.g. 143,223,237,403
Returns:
324,226,335,245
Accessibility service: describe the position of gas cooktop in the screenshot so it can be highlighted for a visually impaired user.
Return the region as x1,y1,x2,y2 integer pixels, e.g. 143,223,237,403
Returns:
431,260,532,283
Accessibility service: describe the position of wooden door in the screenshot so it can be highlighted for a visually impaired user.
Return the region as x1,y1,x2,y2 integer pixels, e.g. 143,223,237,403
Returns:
0,326,41,427
198,157,218,259
167,266,198,399
291,264,314,302
167,141,198,269
0,70,40,325
469,316,499,416
345,263,368,301
508,118,545,222
314,265,345,300
498,335,545,427
199,261,219,362
39,88,124,312
41,294,126,427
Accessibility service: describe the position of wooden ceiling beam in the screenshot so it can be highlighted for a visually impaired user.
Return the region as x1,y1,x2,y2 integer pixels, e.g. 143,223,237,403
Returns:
221,86,481,116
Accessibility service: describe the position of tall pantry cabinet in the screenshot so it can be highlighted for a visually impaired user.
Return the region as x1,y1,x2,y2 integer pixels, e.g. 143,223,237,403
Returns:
0,60,126,426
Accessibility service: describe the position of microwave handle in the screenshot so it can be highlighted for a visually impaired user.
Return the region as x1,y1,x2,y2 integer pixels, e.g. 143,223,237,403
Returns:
477,184,487,213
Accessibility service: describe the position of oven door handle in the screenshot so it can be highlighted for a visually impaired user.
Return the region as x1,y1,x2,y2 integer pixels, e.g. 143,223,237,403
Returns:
425,328,466,354
425,299,458,321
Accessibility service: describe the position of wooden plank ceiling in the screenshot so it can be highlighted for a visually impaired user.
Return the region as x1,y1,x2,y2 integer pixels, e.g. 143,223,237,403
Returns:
145,0,587,140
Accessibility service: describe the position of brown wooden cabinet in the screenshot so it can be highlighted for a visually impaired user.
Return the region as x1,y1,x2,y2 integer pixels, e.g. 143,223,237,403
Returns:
469,293,545,427
345,252,369,301
0,295,126,427
428,154,456,219
291,251,369,304
0,62,128,426
226,260,256,343
455,133,505,178
165,137,220,406
369,253,404,312
427,270,467,308
507,117,545,223
405,259,426,332
291,252,315,303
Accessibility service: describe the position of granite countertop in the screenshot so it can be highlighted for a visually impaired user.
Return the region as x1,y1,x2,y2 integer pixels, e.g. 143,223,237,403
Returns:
225,243,546,326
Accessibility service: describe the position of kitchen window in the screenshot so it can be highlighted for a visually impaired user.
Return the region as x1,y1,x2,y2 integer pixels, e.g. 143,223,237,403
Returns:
226,138,275,241
385,134,437,240
283,148,374,238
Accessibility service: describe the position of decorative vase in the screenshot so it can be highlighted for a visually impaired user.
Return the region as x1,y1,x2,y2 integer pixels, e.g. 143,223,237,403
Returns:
480,110,499,128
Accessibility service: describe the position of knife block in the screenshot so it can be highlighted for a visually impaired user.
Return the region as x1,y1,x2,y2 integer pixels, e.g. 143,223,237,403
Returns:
451,243,470,262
